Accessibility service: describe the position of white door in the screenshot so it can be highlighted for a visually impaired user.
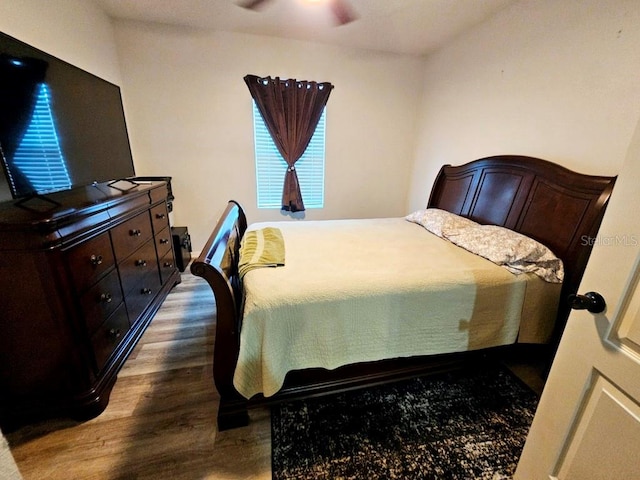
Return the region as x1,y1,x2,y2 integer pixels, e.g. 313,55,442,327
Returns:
515,121,640,479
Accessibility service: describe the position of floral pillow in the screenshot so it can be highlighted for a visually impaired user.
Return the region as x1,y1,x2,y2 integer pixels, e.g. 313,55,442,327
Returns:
442,224,564,283
405,208,479,238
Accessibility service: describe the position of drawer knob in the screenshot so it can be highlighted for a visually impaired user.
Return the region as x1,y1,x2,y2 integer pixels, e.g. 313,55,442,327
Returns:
155,213,166,219
135,259,147,267
160,238,169,244
100,292,113,303
109,328,121,339
90,254,103,266
129,229,142,237
163,262,174,268
141,288,153,295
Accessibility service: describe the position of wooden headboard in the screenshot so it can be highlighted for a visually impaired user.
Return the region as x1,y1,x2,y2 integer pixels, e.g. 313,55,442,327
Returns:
428,155,616,329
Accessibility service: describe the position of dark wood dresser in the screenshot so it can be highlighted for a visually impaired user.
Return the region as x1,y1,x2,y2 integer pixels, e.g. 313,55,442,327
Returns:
0,180,180,430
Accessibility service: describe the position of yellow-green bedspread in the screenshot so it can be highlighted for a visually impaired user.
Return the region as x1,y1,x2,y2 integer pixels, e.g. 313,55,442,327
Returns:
233,218,560,399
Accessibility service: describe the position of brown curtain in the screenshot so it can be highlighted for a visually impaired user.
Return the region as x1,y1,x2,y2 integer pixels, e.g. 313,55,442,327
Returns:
244,74,334,212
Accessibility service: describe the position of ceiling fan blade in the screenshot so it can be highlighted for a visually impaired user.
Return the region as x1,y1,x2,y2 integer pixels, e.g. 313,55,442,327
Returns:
329,0,357,25
239,0,272,10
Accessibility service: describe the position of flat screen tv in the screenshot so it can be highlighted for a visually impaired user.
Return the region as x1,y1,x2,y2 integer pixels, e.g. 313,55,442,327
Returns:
0,31,135,203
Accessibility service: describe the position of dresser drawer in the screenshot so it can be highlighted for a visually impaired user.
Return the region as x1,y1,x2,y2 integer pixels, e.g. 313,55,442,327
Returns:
124,271,162,321
155,226,173,259
159,249,177,285
80,268,124,336
111,211,153,261
67,231,115,293
91,303,130,373
119,239,160,296
150,203,169,235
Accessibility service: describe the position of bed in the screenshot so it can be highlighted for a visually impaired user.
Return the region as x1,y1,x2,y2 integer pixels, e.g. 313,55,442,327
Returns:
191,155,616,430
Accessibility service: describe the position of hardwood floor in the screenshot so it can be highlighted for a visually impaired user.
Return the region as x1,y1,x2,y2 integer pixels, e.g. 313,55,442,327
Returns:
6,269,272,480
5,267,547,479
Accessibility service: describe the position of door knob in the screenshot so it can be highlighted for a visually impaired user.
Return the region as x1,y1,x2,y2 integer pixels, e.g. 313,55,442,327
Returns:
568,291,606,314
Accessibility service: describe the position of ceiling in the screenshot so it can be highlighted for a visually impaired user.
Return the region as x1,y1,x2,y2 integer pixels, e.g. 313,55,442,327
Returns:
92,0,515,56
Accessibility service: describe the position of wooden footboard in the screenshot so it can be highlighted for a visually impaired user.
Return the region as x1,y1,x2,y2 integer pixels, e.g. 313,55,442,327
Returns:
190,200,250,429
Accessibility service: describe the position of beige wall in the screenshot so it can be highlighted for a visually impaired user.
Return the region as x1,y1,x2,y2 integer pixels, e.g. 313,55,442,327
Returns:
0,0,121,84
408,0,640,212
112,22,424,250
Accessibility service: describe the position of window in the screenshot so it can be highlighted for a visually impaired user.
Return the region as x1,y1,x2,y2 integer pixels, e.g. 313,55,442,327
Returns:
253,101,326,209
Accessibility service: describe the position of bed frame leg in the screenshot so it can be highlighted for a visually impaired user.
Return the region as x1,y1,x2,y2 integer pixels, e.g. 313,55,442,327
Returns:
217,395,249,431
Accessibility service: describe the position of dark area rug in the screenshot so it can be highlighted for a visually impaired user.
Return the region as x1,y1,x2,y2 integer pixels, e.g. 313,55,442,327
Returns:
271,366,538,480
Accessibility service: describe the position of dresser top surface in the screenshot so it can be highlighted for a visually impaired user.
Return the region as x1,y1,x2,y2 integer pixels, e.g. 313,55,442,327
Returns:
0,180,166,231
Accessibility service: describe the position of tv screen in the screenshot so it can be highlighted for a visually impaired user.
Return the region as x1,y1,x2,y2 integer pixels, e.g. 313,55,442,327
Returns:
0,31,135,202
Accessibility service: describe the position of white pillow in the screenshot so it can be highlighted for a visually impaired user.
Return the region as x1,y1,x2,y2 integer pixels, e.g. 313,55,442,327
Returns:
405,208,479,238
443,224,564,283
